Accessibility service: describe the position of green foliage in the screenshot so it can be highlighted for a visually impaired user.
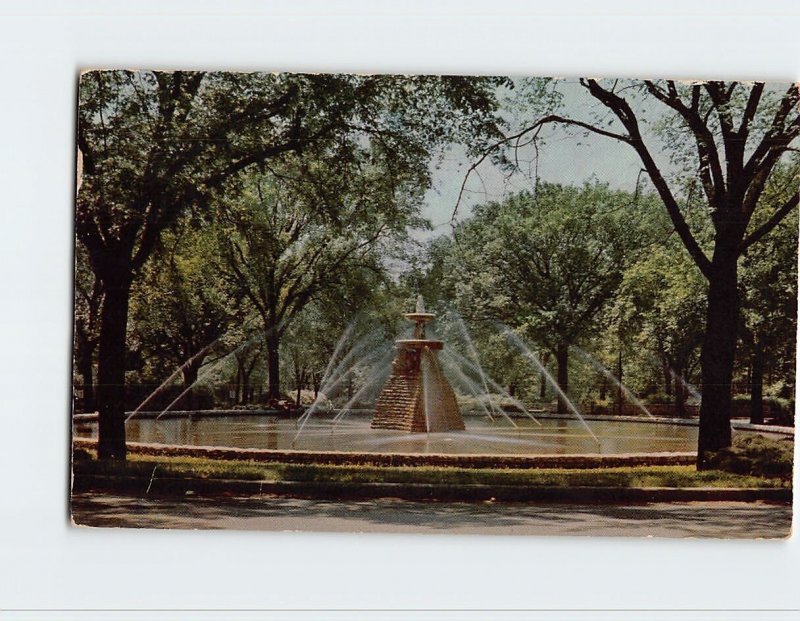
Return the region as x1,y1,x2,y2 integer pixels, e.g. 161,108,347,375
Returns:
609,236,706,401
499,78,799,457
212,168,405,396
77,71,508,423
130,219,235,381
77,70,507,285
424,182,666,403
75,72,799,464
738,161,800,391
706,434,794,479
215,167,400,322
646,81,796,180
445,182,662,350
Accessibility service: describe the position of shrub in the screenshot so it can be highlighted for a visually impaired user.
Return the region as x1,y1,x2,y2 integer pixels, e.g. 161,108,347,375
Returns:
706,434,794,479
765,397,794,426
644,392,671,405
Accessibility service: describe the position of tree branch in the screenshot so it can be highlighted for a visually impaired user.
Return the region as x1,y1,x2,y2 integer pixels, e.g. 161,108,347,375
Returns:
705,81,744,183
740,82,765,135
740,189,800,251
583,79,713,278
743,83,800,178
451,113,631,221
643,80,726,208
203,140,303,190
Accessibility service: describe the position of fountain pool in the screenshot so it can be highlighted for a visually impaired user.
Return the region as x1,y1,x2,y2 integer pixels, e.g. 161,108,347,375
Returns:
77,297,735,460
73,412,700,455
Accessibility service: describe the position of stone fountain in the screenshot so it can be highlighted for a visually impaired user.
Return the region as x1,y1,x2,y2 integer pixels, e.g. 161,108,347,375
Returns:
371,296,465,433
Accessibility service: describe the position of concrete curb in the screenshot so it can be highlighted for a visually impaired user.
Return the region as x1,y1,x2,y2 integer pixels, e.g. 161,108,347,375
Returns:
71,474,792,504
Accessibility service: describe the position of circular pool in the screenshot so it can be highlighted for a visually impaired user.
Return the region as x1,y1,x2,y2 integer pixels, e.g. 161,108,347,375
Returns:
73,412,702,455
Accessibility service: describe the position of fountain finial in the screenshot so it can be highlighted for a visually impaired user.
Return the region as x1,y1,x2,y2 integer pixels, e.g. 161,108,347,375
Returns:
405,295,435,338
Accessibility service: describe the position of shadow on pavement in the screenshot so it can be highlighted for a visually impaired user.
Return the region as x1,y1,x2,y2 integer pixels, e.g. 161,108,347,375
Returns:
71,493,792,538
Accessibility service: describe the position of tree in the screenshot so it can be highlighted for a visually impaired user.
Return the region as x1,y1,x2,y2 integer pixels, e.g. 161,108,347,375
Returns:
73,244,103,413
129,220,234,409
77,71,309,457
214,168,401,399
614,242,706,416
463,79,800,465
739,164,800,423
444,182,658,412
281,297,368,409
230,339,263,405
77,70,505,459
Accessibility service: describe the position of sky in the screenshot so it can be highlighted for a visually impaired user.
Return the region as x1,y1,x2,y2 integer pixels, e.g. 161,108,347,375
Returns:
416,78,798,243
414,78,677,241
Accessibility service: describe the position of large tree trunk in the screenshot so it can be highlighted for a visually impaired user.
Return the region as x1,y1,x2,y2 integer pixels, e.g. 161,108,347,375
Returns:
750,337,765,424
615,350,623,416
266,329,281,400
555,342,569,414
697,251,738,468
96,278,131,460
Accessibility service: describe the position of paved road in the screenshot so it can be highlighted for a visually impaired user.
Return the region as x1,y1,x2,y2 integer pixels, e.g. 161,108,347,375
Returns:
71,493,792,538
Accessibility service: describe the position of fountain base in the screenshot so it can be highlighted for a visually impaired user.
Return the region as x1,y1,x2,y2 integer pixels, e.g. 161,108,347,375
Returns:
371,341,465,433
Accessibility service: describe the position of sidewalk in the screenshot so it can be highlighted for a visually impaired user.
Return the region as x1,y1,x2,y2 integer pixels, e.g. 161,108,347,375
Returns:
71,493,793,538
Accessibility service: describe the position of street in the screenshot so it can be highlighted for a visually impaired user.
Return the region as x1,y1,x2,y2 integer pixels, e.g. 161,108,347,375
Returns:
71,493,792,538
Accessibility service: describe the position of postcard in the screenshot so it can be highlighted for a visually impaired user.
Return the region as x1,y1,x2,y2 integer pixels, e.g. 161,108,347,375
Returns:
71,71,796,537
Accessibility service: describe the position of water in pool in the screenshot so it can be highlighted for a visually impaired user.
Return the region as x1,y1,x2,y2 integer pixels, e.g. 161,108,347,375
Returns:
73,412,698,455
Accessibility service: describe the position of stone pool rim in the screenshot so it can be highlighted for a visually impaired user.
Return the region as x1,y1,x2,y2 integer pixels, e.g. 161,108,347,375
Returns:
73,437,699,469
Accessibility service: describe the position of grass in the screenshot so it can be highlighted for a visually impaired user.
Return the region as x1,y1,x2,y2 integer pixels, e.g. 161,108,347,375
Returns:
72,450,791,489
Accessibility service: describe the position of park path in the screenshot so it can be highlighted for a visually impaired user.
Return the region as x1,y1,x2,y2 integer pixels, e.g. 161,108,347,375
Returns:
71,493,791,538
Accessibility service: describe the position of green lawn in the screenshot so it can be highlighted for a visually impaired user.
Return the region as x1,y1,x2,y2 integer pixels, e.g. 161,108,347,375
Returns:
73,452,791,489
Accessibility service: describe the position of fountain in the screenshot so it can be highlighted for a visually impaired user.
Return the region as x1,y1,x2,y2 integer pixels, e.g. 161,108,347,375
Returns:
371,296,465,433
76,302,713,458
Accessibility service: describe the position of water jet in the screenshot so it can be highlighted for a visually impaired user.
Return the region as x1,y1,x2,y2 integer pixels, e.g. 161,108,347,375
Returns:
371,296,465,433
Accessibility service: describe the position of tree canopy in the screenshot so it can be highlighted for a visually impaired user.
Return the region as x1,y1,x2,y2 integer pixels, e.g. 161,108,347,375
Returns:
73,72,798,468
76,70,507,458
435,182,666,411
455,78,800,465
